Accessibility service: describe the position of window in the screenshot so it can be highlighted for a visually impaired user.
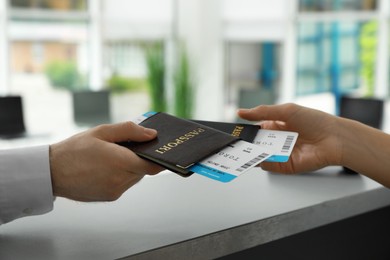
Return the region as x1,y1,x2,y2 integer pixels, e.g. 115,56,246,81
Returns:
298,0,377,12
8,0,90,132
296,21,377,96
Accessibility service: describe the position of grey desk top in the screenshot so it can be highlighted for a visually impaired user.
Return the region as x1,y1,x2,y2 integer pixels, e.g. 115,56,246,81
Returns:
1,166,390,260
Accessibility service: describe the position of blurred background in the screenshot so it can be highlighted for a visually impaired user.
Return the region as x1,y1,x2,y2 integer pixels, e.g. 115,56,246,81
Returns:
0,0,388,136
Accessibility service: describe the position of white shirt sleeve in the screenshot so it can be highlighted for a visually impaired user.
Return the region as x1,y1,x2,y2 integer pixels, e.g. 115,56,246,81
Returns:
0,145,54,224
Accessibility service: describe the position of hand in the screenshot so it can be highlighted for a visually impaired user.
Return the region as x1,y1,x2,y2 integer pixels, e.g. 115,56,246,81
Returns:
238,103,343,174
49,122,163,202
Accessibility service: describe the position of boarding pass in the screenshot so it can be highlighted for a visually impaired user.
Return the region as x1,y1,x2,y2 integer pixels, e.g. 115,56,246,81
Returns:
253,129,298,162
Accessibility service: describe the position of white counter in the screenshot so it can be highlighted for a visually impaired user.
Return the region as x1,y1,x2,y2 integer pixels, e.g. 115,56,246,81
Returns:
1,165,389,260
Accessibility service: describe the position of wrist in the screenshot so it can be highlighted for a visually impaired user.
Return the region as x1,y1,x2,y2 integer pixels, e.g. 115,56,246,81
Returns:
49,143,62,197
337,118,376,170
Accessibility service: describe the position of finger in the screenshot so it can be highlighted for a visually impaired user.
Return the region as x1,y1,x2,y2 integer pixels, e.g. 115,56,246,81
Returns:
237,103,300,122
145,164,165,175
131,159,164,176
103,175,145,202
94,121,157,142
132,159,163,175
259,120,287,131
117,149,164,175
259,161,292,174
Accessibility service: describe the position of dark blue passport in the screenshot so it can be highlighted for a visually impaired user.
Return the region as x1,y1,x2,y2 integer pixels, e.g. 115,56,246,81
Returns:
118,113,239,176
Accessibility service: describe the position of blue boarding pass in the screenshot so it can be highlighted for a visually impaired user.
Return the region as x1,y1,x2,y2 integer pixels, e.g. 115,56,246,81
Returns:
190,140,274,183
191,129,299,182
131,111,157,124
252,129,298,163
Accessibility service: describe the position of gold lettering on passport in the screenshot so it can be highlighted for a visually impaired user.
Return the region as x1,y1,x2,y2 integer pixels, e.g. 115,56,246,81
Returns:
155,128,206,154
231,126,244,137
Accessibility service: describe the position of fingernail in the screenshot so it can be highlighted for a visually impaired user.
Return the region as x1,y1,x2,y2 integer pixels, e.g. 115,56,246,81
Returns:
144,128,157,136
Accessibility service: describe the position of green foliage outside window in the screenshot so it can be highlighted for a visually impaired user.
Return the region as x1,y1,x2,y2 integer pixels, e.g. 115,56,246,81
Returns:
173,46,193,119
106,74,148,93
359,21,377,96
145,43,166,112
45,60,84,91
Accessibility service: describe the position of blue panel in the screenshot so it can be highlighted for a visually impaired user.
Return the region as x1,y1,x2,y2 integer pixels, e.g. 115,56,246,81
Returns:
260,43,277,89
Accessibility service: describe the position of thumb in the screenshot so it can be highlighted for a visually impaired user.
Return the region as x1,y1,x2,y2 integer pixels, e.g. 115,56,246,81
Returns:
238,103,298,122
93,121,157,143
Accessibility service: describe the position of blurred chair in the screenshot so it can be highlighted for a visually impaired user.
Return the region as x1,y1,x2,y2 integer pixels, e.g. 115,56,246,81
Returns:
236,88,276,123
0,95,27,139
339,95,384,129
339,95,384,174
72,90,111,127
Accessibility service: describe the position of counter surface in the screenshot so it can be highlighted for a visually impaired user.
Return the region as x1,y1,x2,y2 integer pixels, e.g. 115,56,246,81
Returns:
1,165,390,260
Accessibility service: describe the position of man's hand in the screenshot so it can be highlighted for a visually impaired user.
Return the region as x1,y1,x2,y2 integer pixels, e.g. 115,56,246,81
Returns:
49,122,163,202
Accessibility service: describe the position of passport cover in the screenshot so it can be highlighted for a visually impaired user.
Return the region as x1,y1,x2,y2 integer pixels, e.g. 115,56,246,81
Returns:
118,113,239,176
193,120,260,143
